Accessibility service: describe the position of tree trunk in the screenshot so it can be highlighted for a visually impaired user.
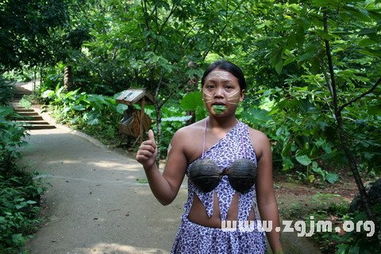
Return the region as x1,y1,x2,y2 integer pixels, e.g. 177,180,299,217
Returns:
323,10,373,219
335,114,373,218
40,67,43,88
63,65,73,91
155,104,162,167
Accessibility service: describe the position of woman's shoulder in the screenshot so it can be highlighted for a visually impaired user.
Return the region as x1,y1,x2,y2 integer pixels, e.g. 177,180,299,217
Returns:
174,118,206,137
171,118,206,144
245,125,269,142
244,124,271,157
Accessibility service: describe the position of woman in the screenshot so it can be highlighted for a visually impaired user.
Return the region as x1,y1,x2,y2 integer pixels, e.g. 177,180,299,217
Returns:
136,60,283,254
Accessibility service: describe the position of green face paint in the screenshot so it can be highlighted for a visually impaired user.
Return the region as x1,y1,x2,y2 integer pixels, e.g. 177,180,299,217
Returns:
212,104,226,114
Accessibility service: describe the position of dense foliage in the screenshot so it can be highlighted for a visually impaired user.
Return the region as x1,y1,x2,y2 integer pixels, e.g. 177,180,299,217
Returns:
31,0,380,182
0,0,68,71
1,0,380,253
0,166,44,254
0,80,44,253
41,86,127,144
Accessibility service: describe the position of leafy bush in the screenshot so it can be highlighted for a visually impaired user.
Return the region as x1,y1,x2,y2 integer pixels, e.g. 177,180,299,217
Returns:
2,68,35,82
239,84,378,183
0,170,44,253
334,205,381,254
0,77,15,105
18,98,32,109
0,107,27,171
291,191,381,254
0,106,44,253
41,86,128,144
308,204,381,254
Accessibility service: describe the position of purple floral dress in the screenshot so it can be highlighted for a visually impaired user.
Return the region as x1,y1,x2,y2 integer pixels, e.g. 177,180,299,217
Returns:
171,121,267,254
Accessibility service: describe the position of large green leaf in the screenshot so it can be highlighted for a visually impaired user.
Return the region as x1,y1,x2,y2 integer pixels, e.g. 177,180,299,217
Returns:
180,91,203,111
161,116,192,122
116,104,128,114
242,108,272,123
296,155,312,166
326,173,339,184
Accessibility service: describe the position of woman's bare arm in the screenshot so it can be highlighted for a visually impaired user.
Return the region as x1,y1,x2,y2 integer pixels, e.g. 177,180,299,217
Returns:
251,130,283,253
136,129,188,205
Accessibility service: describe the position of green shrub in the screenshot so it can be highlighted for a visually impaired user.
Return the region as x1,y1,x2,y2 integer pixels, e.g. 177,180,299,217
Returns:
0,77,15,105
0,170,45,253
0,107,27,171
41,86,127,144
0,106,44,253
296,196,381,254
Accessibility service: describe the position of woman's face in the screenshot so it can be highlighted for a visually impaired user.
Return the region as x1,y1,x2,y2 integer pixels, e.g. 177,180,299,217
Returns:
202,69,244,117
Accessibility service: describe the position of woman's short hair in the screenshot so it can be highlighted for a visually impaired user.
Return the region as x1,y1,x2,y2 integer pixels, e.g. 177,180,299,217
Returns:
201,60,247,91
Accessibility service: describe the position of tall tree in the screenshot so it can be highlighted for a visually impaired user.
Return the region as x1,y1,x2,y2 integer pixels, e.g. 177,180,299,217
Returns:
0,0,68,72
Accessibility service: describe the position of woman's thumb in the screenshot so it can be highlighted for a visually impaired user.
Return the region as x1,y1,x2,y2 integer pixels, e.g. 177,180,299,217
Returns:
148,129,155,143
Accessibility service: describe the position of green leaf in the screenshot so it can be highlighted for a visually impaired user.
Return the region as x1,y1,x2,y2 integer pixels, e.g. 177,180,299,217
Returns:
136,178,148,184
326,173,339,184
116,104,128,114
296,155,312,166
242,108,272,123
270,48,284,74
282,158,294,171
274,60,283,74
41,90,55,98
316,30,334,41
87,118,100,125
348,245,360,254
162,116,192,122
72,105,86,111
180,91,203,111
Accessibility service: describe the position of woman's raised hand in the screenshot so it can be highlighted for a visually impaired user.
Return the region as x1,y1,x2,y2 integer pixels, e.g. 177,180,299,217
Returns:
136,129,157,169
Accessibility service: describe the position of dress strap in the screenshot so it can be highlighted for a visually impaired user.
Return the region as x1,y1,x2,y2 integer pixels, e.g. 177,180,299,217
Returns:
201,118,208,158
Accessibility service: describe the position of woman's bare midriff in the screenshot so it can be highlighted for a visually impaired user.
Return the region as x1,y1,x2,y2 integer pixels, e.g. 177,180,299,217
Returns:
187,192,256,228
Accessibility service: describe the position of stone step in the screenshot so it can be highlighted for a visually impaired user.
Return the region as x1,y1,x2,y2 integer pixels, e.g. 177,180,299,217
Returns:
11,101,56,130
13,115,44,121
11,105,23,109
23,125,56,130
16,111,39,116
14,93,25,99
16,121,50,125
13,107,34,112
14,109,35,112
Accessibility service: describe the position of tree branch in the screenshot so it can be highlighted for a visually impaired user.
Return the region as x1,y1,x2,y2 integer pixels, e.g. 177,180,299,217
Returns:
179,23,197,49
323,9,373,220
339,77,381,112
141,0,151,31
157,79,187,110
158,0,180,35
323,11,338,115
149,1,159,27
201,0,243,61
153,0,181,52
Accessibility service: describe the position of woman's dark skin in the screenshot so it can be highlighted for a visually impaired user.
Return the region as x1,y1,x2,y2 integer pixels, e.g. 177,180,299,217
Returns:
136,69,283,253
